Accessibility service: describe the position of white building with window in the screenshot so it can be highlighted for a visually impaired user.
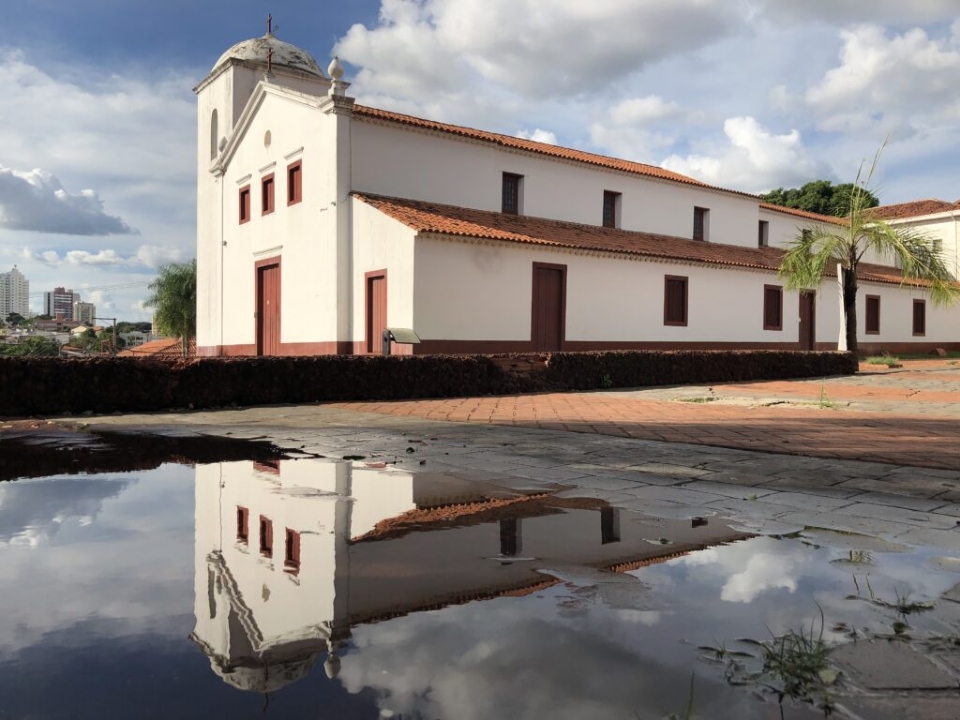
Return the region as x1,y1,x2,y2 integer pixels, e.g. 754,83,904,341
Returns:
72,301,96,325
0,266,30,320
195,30,958,358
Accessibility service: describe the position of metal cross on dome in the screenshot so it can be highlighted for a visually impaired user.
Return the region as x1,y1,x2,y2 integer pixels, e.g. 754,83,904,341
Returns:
267,13,273,34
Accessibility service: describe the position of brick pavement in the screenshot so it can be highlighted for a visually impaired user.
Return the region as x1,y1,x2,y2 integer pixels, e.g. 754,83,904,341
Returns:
330,360,960,471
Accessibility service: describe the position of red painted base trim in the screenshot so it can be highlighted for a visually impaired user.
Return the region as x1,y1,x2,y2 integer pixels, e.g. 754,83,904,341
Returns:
854,341,960,356
415,339,818,354
198,338,960,358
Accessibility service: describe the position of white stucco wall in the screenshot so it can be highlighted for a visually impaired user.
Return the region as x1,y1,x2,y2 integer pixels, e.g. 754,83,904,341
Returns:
411,235,955,348
213,90,342,348
412,237,804,344
352,121,771,248
890,214,960,279
350,200,417,343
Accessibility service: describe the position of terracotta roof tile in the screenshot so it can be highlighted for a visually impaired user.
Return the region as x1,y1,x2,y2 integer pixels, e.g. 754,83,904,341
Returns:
354,193,924,288
117,337,195,358
353,105,759,198
866,199,960,221
760,203,846,226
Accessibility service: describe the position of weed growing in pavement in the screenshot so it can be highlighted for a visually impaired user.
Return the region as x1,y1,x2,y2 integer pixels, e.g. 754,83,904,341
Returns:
706,607,839,718
818,384,838,410
865,355,901,367
680,396,718,403
600,373,614,389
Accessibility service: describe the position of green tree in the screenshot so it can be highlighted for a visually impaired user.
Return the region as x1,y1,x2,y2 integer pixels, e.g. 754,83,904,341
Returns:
144,259,197,357
0,336,60,357
779,146,958,353
5,312,25,327
763,180,880,218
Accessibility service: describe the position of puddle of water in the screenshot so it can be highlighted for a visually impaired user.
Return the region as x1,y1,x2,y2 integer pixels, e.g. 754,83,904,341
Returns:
0,455,958,719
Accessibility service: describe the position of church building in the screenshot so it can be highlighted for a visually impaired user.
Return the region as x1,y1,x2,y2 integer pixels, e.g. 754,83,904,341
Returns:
195,27,957,357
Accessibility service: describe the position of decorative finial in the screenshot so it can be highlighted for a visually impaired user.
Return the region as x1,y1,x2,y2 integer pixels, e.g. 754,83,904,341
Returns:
267,13,273,35
328,56,345,97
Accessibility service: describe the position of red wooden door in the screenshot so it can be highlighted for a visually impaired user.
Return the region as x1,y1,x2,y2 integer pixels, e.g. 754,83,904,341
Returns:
366,274,387,353
532,265,565,351
799,291,815,351
257,263,280,356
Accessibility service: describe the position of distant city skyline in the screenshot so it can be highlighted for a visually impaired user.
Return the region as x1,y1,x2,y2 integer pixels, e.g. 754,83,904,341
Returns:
3,3,960,319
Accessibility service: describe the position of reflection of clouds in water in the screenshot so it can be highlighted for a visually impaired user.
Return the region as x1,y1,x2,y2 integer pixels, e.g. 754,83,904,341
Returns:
681,537,815,603
338,600,752,720
0,478,132,547
0,468,190,656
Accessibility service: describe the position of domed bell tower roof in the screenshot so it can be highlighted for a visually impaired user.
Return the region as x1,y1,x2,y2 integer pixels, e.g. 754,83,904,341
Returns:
212,15,325,78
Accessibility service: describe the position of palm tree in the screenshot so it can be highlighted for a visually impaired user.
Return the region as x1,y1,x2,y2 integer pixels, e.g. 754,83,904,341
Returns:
779,145,958,353
144,259,197,357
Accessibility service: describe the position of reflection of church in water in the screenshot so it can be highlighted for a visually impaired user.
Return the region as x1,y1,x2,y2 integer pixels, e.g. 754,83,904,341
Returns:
191,459,747,693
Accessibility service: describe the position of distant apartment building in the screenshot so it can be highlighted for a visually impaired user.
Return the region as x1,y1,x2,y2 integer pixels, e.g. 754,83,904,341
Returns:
0,266,30,319
44,287,80,321
73,301,96,325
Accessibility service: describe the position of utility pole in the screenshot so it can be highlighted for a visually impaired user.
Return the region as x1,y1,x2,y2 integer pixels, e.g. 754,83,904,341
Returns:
94,317,118,355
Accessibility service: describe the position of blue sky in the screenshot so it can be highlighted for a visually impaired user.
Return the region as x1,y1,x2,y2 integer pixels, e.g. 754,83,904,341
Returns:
2,1,960,320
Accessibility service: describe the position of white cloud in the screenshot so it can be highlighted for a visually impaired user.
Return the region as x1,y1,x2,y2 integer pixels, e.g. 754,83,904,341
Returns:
610,96,682,126
516,128,557,145
0,49,196,321
0,165,136,235
20,244,180,270
66,249,126,265
661,116,829,193
806,25,960,134
336,0,738,103
758,0,960,27
589,95,686,161
85,290,113,311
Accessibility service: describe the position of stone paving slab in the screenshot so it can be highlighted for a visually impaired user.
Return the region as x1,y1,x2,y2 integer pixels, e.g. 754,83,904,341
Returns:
832,641,957,690
327,360,960,472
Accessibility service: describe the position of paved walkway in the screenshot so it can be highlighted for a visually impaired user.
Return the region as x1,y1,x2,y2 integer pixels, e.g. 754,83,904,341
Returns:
329,360,960,471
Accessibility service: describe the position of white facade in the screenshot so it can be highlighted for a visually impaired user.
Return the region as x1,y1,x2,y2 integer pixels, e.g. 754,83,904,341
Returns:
195,32,959,357
0,266,29,319
72,301,95,325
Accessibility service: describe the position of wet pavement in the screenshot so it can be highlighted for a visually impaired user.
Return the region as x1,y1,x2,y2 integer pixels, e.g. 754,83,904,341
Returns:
2,358,960,718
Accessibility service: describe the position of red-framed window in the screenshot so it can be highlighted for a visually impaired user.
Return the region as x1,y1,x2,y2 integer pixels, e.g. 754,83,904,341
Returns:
284,528,301,572
758,220,769,247
602,191,620,228
664,275,688,326
287,161,302,205
502,173,522,215
259,515,273,557
693,207,708,241
236,506,249,543
912,299,926,336
239,186,251,224
261,174,275,215
763,285,783,331
865,295,880,335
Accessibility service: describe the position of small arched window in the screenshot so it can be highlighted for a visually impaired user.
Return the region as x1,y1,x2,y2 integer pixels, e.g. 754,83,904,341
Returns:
210,109,219,160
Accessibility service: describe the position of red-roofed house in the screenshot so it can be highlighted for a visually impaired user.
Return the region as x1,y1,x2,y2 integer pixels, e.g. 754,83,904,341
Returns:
194,30,958,357
867,199,960,281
